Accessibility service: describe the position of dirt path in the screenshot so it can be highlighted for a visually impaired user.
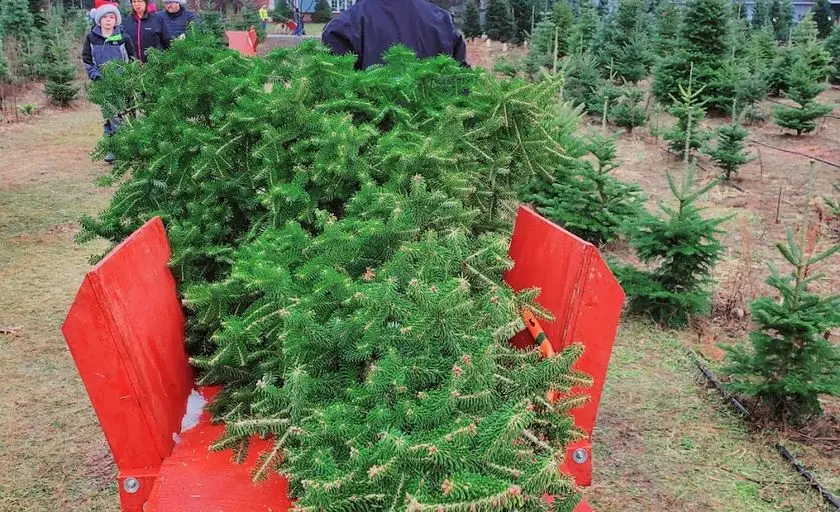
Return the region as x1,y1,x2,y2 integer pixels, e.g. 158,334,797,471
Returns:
0,103,118,512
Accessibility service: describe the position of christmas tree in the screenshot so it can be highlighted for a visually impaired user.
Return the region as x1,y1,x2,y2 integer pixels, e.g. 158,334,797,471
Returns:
750,0,770,29
41,6,77,106
790,12,833,82
651,0,731,111
520,129,643,246
563,51,605,112
312,0,333,23
567,0,599,55
813,0,834,39
663,65,710,160
825,183,840,218
615,165,728,327
652,0,681,58
83,36,594,509
510,0,533,43
199,9,228,46
773,58,833,135
270,1,292,21
230,3,266,40
827,25,840,84
609,84,646,132
525,13,556,75
705,114,753,181
0,0,35,41
462,0,482,39
725,223,840,421
596,0,651,83
769,0,793,42
485,0,514,42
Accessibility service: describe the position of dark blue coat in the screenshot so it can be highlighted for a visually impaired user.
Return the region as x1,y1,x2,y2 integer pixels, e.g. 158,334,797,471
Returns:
123,11,171,62
82,26,135,80
161,7,200,39
322,0,468,70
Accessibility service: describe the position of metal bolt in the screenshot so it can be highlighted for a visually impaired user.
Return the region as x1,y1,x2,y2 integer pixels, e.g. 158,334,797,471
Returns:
572,448,588,464
123,477,140,494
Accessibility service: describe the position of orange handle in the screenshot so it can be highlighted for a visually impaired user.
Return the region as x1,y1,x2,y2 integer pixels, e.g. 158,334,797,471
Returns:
522,308,555,359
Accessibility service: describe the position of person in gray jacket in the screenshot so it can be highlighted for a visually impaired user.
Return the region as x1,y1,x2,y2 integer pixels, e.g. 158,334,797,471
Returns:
161,0,200,39
82,3,135,164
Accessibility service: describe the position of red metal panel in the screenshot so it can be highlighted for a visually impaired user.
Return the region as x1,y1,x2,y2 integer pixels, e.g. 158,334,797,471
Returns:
62,217,194,469
226,30,257,56
145,387,294,512
505,206,624,488
63,275,164,470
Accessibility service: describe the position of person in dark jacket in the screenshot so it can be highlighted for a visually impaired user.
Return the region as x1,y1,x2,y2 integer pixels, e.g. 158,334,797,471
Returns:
161,0,200,39
321,0,468,70
82,3,135,163
123,0,171,62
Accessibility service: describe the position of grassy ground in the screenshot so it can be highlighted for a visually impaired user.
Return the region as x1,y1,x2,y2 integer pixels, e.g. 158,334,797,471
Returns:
586,323,832,511
0,78,837,510
0,102,118,511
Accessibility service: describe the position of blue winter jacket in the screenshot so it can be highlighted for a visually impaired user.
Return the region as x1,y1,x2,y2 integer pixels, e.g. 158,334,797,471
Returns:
123,11,171,62
321,0,468,70
82,26,135,80
161,7,200,39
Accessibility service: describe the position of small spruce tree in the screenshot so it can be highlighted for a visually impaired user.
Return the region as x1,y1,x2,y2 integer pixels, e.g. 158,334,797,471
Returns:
0,0,35,41
567,0,599,55
199,10,228,46
663,65,711,159
813,0,834,39
510,0,533,43
597,0,610,17
270,0,292,21
312,0,332,23
525,13,556,74
616,165,728,327
609,84,647,132
769,0,794,42
485,0,514,42
463,0,482,39
705,112,753,181
652,0,681,58
751,0,771,29
826,25,840,85
773,59,833,135
563,51,605,111
40,7,77,106
725,223,840,421
521,130,644,246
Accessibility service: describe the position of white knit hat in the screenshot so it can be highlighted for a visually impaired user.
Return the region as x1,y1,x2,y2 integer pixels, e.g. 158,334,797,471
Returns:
94,4,122,26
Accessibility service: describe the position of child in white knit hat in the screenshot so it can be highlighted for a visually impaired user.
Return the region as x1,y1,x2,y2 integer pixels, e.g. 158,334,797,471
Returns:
82,3,135,164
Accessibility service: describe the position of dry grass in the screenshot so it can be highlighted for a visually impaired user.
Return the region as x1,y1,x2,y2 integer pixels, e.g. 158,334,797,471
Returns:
0,101,117,512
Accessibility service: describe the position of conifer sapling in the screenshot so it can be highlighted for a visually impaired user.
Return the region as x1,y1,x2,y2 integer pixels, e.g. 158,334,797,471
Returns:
706,107,753,181
725,220,840,421
462,0,482,40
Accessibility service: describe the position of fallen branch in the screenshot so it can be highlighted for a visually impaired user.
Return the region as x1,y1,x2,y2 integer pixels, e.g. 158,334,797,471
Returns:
747,139,840,170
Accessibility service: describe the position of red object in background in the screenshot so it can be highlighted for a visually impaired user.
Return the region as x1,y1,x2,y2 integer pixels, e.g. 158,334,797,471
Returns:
62,208,621,512
62,218,290,512
225,26,258,56
505,207,624,491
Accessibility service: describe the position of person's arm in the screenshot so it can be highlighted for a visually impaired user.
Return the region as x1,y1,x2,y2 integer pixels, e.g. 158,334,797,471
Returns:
159,15,172,49
322,15,358,59
124,35,136,62
82,35,100,80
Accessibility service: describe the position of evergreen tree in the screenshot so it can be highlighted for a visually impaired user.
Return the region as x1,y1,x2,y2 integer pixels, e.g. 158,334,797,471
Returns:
567,0,599,55
725,225,840,421
705,115,753,181
790,12,833,82
0,0,35,41
769,0,794,42
826,25,840,84
563,51,605,111
663,66,711,160
40,6,78,106
463,0,482,39
651,0,731,111
521,130,644,246
270,0,292,21
609,84,646,132
84,35,593,509
652,0,681,58
230,4,266,40
485,0,514,42
510,0,533,43
312,0,332,23
813,0,834,39
597,0,610,17
525,13,556,74
732,0,748,20
773,59,833,135
199,9,228,46
615,165,727,327
825,183,840,218
597,0,651,83
751,0,771,29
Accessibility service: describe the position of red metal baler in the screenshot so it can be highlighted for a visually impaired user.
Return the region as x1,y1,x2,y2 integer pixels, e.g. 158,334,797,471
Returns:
62,206,623,511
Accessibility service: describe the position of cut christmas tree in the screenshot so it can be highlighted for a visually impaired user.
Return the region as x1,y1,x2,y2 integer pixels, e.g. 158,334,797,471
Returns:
83,34,597,510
